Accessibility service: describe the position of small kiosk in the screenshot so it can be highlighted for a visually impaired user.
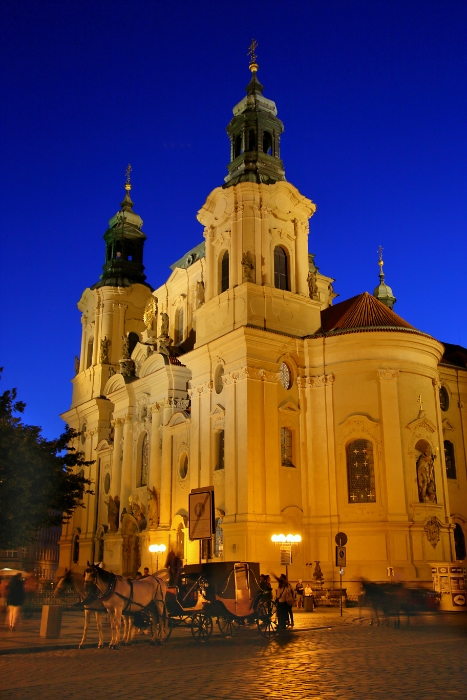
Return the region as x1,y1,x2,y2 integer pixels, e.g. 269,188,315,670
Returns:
431,562,467,611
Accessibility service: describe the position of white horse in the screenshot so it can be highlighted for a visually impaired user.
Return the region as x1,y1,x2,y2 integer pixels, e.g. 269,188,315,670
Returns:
84,564,169,649
55,570,107,649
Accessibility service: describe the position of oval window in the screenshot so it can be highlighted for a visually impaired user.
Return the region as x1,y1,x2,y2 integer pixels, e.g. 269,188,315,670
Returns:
439,386,449,412
104,473,111,494
215,365,224,394
179,454,188,480
279,362,292,390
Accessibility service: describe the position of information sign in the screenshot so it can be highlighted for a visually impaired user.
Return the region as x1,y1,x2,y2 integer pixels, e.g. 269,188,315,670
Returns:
335,532,348,547
335,545,346,567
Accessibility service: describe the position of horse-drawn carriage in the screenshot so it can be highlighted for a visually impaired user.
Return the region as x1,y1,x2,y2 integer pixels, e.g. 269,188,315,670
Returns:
166,561,277,641
60,560,277,648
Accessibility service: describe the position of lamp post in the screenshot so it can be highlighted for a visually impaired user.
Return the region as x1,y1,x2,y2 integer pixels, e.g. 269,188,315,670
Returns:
148,543,166,573
271,534,301,580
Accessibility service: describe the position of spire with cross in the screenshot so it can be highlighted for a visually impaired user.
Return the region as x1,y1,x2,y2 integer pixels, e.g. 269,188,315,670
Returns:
248,38,258,72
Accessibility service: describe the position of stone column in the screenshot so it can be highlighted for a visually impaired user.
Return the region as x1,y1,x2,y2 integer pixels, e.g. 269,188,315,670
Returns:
159,401,173,528
262,371,280,517
223,375,237,520
92,299,102,365
110,418,123,500
293,219,309,297
149,405,162,493
79,314,87,372
377,369,408,521
119,416,133,511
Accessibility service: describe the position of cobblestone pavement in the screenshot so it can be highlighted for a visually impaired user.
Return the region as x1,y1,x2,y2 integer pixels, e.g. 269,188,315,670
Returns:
0,614,466,699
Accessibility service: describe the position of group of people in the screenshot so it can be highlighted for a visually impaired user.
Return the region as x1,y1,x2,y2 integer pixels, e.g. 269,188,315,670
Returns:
259,574,314,630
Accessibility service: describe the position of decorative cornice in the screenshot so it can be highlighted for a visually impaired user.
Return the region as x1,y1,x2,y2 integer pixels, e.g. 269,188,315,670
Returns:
297,373,335,388
189,381,213,396
156,397,190,410
377,369,400,381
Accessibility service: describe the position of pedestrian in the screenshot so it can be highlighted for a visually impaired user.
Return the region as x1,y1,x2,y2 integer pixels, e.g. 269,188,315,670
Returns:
134,571,143,580
304,582,312,597
142,567,150,578
6,574,25,631
295,579,305,609
275,574,294,629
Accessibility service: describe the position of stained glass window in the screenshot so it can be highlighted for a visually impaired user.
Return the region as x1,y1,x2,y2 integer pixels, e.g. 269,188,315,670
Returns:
346,439,376,503
279,362,292,389
140,433,148,487
281,427,294,467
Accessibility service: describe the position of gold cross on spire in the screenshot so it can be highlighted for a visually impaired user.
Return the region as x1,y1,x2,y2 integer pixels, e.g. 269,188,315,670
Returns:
125,163,132,191
248,38,258,73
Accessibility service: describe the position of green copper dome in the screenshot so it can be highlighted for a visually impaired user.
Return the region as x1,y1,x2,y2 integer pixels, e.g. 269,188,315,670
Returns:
373,251,396,310
92,180,151,290
223,62,286,188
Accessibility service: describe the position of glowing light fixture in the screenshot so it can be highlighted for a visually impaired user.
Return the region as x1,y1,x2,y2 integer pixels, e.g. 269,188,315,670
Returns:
271,534,301,543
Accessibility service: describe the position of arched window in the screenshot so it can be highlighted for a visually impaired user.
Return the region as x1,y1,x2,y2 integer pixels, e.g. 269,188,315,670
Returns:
248,129,256,151
115,241,122,259
216,430,225,470
445,441,456,479
347,439,376,503
234,134,242,158
139,434,148,487
454,523,466,561
72,535,80,564
126,240,134,261
179,454,188,480
281,427,294,467
263,131,272,155
221,251,229,293
274,246,289,291
86,338,93,368
174,307,184,345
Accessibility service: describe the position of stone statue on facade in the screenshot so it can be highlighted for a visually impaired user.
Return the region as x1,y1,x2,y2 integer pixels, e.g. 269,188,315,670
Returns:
313,561,324,588
121,334,130,359
307,268,319,300
416,451,437,503
106,495,120,533
147,486,159,528
143,296,158,331
241,252,255,282
196,280,205,307
160,312,170,337
100,336,110,364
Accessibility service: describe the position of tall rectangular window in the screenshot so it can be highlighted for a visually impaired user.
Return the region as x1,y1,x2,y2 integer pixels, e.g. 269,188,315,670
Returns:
347,439,376,503
217,430,225,470
281,427,294,467
274,246,289,290
445,441,456,479
221,251,229,293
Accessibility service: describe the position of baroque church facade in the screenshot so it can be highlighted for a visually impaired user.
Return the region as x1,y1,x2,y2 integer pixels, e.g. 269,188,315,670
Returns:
59,60,467,590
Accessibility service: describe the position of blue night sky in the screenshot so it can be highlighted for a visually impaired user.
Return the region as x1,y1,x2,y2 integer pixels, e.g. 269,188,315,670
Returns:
1,0,466,439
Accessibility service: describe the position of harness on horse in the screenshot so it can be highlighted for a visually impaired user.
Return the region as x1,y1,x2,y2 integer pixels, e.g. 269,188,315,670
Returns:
94,570,166,616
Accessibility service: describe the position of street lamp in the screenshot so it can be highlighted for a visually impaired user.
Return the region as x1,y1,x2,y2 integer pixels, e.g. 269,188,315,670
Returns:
148,543,166,572
271,534,302,579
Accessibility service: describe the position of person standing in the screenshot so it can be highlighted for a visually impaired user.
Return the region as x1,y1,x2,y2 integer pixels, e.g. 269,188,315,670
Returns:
6,574,25,631
275,575,289,629
295,579,305,609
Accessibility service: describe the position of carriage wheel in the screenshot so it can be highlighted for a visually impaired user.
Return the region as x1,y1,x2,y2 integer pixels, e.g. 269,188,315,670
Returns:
217,616,239,638
191,613,213,642
256,603,278,640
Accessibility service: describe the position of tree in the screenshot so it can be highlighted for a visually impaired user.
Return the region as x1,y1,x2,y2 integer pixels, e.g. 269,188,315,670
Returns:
0,370,93,549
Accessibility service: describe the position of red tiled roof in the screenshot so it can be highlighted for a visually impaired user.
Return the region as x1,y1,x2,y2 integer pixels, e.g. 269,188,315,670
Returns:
320,292,417,333
168,355,185,366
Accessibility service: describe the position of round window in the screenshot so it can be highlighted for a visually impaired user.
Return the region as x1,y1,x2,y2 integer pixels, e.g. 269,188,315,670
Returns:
215,365,224,394
279,362,292,390
439,386,449,412
104,473,111,494
179,454,188,480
